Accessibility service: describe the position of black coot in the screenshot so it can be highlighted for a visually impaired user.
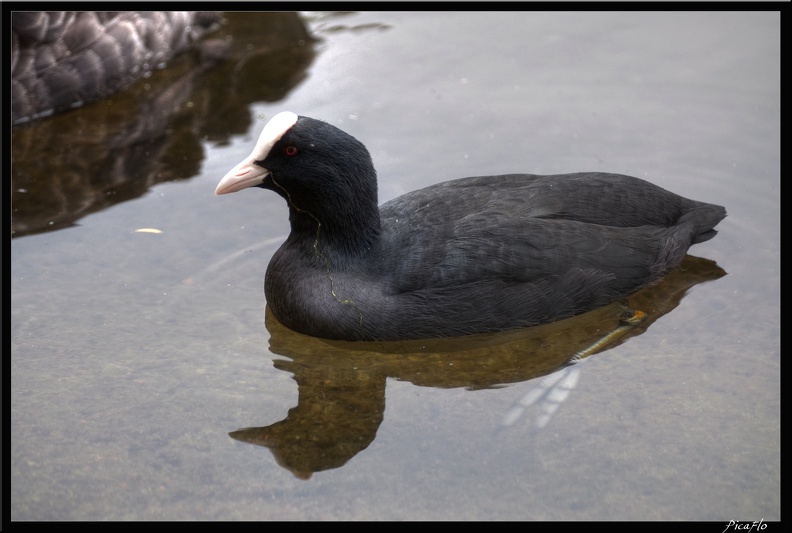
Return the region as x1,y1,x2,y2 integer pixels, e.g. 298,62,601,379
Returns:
216,112,726,341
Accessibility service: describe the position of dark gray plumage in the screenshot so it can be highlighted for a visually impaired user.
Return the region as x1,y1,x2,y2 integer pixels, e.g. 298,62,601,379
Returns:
11,11,221,124
216,113,726,341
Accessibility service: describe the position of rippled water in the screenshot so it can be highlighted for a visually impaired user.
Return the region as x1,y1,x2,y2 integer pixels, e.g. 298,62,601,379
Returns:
11,11,779,520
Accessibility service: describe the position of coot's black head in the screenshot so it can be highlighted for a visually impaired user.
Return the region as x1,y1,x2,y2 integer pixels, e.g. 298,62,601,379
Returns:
216,112,381,254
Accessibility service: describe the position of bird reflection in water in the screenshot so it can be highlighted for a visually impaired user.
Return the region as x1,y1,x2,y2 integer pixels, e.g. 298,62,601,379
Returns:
229,255,726,479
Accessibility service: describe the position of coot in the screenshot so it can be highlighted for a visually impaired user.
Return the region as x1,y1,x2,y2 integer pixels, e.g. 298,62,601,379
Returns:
216,111,726,341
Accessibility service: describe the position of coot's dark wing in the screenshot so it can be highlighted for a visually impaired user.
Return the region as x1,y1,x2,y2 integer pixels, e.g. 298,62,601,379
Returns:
376,173,722,295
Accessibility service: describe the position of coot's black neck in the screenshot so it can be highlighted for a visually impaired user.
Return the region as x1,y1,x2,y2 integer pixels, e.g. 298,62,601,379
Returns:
288,203,380,259
280,176,381,266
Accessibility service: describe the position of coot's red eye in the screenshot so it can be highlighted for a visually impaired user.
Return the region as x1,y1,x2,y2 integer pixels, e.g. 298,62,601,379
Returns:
284,145,298,157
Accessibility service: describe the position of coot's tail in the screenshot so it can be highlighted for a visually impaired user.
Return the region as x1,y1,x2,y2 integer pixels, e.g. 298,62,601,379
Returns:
651,202,725,283
683,203,727,244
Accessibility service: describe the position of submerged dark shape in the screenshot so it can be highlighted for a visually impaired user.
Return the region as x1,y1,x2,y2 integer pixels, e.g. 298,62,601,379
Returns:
216,111,726,341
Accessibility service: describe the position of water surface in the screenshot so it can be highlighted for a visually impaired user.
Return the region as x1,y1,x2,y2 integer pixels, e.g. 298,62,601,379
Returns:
11,11,779,520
